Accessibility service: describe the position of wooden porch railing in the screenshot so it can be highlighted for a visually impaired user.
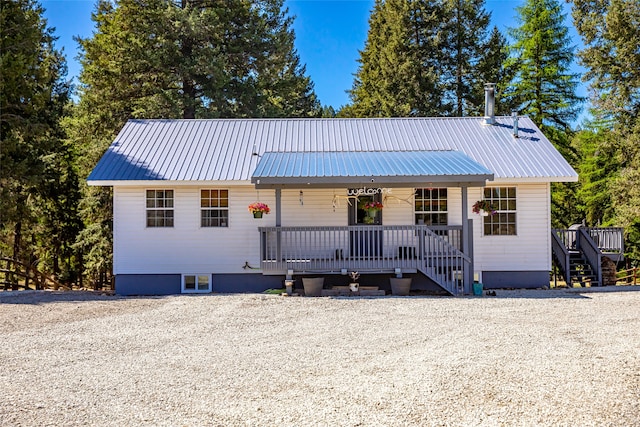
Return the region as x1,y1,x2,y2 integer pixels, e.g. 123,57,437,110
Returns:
258,225,469,295
551,231,570,284
578,228,603,286
552,227,624,286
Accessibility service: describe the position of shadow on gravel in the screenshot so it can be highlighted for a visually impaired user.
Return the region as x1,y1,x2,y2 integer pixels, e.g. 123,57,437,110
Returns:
0,290,172,305
465,286,640,300
338,286,640,300
2,286,638,304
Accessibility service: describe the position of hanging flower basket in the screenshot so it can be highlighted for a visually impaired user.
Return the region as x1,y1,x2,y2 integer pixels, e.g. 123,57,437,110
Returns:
363,201,383,212
472,200,497,216
248,202,270,218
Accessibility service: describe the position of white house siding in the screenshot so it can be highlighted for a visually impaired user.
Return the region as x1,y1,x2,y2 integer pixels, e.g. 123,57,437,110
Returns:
113,183,550,281
469,183,551,277
114,185,276,275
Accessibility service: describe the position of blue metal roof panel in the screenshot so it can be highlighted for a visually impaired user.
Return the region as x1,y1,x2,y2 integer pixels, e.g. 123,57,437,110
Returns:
251,151,493,184
87,117,578,183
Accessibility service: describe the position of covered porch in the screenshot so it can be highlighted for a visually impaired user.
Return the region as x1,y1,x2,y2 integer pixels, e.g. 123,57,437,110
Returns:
258,224,470,295
251,151,494,295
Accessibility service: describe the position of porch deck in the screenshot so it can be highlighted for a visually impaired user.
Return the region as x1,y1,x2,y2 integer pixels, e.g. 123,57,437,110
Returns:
259,225,470,295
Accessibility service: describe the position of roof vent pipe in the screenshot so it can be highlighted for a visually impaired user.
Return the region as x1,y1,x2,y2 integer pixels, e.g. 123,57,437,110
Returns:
483,83,496,125
512,111,519,138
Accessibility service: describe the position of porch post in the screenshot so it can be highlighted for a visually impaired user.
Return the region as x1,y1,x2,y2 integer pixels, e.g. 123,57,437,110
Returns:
275,188,282,263
461,186,472,294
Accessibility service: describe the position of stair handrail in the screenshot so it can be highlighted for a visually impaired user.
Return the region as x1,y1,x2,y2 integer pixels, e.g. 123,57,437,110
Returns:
551,230,571,284
577,228,602,286
417,225,470,295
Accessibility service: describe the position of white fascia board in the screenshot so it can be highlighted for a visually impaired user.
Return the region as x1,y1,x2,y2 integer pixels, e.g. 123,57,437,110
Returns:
87,179,252,187
489,176,578,184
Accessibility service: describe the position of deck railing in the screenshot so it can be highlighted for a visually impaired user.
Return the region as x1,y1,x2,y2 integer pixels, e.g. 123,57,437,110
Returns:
259,225,468,295
585,227,624,256
551,231,571,283
552,227,624,256
552,227,624,286
578,228,603,286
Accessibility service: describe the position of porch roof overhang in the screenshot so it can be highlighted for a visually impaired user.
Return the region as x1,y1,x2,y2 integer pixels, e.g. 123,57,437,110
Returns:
251,151,494,189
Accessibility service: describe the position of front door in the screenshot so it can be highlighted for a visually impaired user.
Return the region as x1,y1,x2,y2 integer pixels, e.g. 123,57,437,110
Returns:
349,192,383,258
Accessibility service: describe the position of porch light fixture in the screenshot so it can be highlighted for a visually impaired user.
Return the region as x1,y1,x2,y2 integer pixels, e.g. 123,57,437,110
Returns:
299,190,303,205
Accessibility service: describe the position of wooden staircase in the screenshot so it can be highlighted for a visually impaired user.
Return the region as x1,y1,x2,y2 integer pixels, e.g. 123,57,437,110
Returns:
552,227,624,287
568,251,599,287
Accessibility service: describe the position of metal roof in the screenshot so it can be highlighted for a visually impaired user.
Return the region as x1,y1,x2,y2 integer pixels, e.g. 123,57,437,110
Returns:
251,151,494,188
87,117,578,184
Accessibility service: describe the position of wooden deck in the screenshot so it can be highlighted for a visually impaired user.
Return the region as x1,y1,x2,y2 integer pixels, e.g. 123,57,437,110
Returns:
552,227,624,287
259,225,471,295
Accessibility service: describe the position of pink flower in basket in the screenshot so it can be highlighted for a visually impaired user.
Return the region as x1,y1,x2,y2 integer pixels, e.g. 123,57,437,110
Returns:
248,202,270,214
363,201,383,211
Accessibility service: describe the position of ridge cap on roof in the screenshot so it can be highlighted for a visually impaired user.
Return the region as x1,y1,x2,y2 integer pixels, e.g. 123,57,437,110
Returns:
127,116,526,123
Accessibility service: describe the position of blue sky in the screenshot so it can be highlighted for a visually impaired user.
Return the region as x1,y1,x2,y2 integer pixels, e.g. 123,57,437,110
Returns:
41,0,584,113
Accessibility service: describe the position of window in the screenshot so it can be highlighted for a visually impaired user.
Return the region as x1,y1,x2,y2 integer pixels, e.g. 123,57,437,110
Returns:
201,189,229,227
182,274,211,293
415,188,448,225
146,189,174,227
483,187,517,236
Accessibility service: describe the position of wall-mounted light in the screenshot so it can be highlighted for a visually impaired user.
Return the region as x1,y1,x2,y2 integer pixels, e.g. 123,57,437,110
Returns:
299,190,304,206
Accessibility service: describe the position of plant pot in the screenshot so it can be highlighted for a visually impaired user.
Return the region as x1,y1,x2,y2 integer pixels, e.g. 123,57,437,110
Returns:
284,280,295,295
472,282,483,296
302,277,324,297
253,211,263,218
480,210,489,216
390,278,412,296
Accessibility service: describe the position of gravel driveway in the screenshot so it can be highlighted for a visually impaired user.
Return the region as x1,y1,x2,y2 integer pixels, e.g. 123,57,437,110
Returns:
1,288,639,426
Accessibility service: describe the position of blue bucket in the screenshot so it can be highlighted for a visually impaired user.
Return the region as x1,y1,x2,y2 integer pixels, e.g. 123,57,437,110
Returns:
472,282,483,296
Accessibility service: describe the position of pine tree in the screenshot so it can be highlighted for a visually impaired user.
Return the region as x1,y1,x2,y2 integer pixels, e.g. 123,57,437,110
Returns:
440,0,491,116
345,0,499,118
506,0,583,132
0,0,79,281
476,26,517,116
572,0,640,259
345,0,444,117
69,0,319,285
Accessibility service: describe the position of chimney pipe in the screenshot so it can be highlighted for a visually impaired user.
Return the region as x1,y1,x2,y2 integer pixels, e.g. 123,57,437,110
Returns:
483,83,496,125
512,111,519,138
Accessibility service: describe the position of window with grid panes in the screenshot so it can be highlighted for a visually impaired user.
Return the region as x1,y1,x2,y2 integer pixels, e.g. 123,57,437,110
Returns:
201,189,229,227
414,188,448,225
146,190,174,227
483,187,517,235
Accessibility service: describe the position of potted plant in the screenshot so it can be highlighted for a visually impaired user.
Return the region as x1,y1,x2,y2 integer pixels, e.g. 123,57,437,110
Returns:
348,271,360,293
248,202,270,218
472,200,497,216
362,201,383,224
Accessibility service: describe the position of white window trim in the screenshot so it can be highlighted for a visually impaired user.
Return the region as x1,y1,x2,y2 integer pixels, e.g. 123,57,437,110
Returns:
200,188,229,228
414,187,448,226
481,187,518,237
145,189,175,228
181,274,212,294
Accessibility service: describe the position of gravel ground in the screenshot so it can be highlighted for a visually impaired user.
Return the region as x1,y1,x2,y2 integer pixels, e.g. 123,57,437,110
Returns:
1,287,639,427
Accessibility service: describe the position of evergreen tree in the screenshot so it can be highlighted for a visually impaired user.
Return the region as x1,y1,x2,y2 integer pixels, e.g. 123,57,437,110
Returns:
476,26,517,115
345,0,444,117
0,0,79,281
506,0,583,132
69,0,319,285
440,0,491,116
572,0,640,260
345,0,500,118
